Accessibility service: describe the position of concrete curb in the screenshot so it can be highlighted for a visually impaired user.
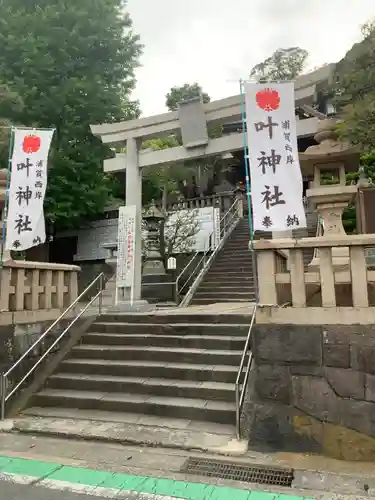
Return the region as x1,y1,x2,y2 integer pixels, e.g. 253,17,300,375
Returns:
13,416,249,457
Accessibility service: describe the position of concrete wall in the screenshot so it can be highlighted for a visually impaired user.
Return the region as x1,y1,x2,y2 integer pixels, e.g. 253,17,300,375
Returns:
243,324,375,461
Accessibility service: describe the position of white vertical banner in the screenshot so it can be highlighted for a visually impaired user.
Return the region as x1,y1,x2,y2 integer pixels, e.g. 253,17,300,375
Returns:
244,82,306,232
5,129,54,251
116,205,136,296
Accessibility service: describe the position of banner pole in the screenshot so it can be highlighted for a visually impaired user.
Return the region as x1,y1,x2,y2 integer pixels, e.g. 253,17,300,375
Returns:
0,128,14,266
239,80,259,302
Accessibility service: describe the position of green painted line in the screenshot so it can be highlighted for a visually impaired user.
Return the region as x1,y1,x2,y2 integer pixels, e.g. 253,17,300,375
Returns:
0,455,61,477
0,455,315,500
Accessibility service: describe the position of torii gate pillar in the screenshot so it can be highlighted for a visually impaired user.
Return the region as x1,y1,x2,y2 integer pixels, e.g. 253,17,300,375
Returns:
125,137,143,301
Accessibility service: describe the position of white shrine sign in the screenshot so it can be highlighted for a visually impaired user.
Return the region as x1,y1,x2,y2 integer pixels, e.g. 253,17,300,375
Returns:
5,128,54,251
116,205,136,303
244,82,306,232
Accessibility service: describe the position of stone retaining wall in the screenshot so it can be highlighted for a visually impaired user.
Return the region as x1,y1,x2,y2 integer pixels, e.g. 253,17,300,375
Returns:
246,324,375,461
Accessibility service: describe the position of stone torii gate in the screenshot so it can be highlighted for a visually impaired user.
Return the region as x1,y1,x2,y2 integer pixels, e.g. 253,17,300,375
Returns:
90,64,335,302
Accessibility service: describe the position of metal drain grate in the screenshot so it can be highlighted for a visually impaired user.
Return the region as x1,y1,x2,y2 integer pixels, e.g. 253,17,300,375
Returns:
181,458,294,487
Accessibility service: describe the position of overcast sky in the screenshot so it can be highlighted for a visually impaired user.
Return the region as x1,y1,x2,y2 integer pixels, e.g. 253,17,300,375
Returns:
126,0,374,117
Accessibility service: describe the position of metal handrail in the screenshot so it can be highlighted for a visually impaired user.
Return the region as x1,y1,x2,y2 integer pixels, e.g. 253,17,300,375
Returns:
175,198,241,300
235,303,257,440
0,272,105,420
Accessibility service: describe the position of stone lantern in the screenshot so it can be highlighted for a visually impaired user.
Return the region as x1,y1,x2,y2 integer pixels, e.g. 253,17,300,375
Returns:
143,201,166,275
0,169,11,262
300,119,360,270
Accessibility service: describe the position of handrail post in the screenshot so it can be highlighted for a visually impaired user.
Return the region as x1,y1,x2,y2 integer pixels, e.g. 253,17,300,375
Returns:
235,384,240,440
0,373,6,421
99,273,104,315
235,304,257,441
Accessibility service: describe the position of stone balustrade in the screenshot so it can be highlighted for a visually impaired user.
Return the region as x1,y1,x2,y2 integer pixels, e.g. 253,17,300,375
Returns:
156,191,236,213
0,260,80,325
254,235,375,324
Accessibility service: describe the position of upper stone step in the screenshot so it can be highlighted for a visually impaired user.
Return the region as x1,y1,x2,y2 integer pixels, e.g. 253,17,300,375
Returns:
59,358,240,383
191,297,255,305
69,344,243,366
96,313,252,325
83,332,247,350
90,321,250,335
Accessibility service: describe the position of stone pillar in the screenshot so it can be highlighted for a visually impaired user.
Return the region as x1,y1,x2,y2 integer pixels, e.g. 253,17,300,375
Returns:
300,119,360,270
125,137,142,301
234,186,245,218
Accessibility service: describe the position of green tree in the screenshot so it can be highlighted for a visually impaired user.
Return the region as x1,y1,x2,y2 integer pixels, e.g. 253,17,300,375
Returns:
165,83,210,111
0,0,142,228
0,84,24,170
333,19,375,149
142,136,193,211
250,47,309,82
330,19,375,233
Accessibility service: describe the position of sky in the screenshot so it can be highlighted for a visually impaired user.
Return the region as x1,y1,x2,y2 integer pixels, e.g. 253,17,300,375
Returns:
126,0,375,117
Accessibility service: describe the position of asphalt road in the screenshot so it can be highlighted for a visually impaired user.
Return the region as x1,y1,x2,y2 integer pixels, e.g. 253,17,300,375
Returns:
0,480,162,500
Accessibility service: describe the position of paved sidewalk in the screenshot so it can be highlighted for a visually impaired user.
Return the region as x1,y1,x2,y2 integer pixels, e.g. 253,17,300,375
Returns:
0,433,374,499
0,454,312,500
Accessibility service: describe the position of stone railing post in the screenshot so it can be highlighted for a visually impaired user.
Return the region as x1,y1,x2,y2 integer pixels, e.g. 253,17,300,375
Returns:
254,235,375,310
0,261,80,321
233,186,245,218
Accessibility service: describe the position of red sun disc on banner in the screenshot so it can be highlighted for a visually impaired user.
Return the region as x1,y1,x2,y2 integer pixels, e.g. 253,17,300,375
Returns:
256,88,280,112
23,135,41,154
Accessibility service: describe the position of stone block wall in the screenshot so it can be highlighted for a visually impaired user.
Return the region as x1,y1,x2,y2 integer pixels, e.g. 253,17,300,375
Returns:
245,324,375,461
0,320,74,373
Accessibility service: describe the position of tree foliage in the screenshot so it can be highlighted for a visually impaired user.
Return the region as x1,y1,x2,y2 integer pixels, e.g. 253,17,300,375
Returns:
0,84,24,170
142,136,184,210
250,47,309,82
142,208,199,269
0,0,142,228
333,19,375,149
165,83,210,111
164,210,200,255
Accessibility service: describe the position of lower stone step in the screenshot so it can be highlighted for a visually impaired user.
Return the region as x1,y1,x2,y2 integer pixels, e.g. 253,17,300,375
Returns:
15,408,247,454
47,373,235,401
31,389,236,424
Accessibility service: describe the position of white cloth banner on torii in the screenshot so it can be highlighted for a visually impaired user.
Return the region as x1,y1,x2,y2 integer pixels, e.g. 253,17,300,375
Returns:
5,129,54,251
244,82,306,232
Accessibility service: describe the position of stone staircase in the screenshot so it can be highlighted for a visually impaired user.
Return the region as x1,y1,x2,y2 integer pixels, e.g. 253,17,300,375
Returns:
19,311,250,450
191,218,257,305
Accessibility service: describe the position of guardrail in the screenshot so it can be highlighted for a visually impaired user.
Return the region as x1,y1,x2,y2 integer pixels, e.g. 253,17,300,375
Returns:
175,197,242,307
235,303,257,440
0,272,105,420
